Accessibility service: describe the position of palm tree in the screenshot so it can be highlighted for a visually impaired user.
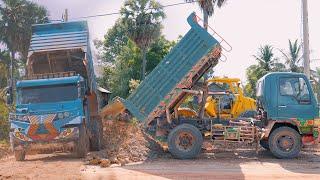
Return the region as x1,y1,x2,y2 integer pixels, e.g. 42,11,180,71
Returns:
0,50,10,88
0,0,48,87
121,0,165,80
253,45,277,71
185,0,228,30
279,39,302,72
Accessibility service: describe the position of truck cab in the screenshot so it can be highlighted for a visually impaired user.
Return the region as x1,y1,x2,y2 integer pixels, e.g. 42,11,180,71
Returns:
257,72,320,158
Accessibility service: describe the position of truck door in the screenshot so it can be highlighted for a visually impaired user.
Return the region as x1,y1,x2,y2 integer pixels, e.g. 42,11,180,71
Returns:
277,76,315,120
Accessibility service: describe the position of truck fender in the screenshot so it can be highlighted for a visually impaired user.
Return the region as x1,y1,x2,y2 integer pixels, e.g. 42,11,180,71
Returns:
262,120,301,139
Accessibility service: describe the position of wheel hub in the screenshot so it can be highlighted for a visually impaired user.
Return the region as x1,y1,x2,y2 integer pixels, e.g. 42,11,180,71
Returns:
176,132,194,151
278,136,294,151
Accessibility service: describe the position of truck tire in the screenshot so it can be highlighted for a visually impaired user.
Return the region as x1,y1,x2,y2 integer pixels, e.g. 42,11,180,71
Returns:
90,118,103,151
259,139,269,150
14,150,26,161
268,126,301,159
168,124,203,159
74,125,89,158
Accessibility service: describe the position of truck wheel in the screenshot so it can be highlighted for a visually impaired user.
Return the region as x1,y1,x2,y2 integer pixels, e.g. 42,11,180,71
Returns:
269,126,301,159
90,118,103,151
259,139,269,150
14,150,26,161
168,124,203,159
74,125,89,158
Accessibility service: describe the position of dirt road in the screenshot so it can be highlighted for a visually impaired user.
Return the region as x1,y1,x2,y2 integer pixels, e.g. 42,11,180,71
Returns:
0,150,320,180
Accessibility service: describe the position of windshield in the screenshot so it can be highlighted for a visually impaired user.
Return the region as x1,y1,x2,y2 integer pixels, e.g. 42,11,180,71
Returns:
18,84,78,104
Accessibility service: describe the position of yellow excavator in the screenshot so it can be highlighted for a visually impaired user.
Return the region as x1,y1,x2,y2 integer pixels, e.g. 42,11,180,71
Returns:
178,77,256,120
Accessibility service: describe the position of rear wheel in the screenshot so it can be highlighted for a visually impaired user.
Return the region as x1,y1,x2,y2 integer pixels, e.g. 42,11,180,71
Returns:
90,118,103,151
14,149,26,161
168,124,203,159
74,125,89,158
269,127,301,159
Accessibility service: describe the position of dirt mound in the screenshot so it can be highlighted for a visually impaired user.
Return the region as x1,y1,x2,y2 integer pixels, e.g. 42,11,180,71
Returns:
86,120,164,167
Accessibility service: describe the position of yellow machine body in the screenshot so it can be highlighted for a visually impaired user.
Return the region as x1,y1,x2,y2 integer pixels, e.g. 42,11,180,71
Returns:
178,77,256,120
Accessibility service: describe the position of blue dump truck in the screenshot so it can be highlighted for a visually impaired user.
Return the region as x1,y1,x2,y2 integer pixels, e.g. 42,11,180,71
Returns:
7,21,106,161
102,13,320,159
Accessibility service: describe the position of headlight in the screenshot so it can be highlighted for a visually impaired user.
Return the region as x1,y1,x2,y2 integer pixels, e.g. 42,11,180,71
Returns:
22,116,28,121
15,115,29,122
58,113,64,119
64,112,70,118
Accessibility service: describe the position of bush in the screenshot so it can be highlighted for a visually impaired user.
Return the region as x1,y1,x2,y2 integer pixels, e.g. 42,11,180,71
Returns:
0,101,9,141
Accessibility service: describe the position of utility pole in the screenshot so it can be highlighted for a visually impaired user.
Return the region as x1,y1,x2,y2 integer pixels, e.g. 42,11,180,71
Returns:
302,0,310,79
63,9,68,22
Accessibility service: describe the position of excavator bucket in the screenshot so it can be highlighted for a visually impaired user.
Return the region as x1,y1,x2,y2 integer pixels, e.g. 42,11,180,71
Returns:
100,98,126,120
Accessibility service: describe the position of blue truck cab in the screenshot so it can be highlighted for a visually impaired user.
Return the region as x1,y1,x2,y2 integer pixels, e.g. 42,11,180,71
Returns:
8,21,104,161
256,72,320,158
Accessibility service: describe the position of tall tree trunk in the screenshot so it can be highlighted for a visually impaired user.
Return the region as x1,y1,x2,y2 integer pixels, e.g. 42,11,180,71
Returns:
10,51,15,88
203,10,209,31
141,48,147,80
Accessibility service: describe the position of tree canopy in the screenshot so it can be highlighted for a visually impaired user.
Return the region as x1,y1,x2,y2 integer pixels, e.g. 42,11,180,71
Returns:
0,0,49,63
121,0,165,80
98,36,176,98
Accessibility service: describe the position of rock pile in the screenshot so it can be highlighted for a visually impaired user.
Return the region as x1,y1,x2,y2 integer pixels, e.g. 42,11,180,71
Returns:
86,120,164,168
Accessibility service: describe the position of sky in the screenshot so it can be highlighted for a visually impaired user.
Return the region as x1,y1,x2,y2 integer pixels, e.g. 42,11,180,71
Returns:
29,0,320,82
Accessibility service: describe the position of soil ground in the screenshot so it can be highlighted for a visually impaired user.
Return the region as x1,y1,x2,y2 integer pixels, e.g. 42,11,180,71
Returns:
0,149,320,180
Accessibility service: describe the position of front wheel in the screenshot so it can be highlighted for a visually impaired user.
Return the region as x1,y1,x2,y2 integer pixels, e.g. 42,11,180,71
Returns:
260,139,269,150
269,126,301,159
168,124,203,159
90,118,103,151
74,125,89,158
14,149,26,161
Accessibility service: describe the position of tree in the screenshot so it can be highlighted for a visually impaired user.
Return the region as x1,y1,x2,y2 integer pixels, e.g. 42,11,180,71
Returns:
245,45,285,98
245,65,266,98
0,50,10,88
121,0,165,80
101,19,129,62
0,0,48,86
253,45,277,71
98,36,175,98
185,0,228,30
279,39,302,73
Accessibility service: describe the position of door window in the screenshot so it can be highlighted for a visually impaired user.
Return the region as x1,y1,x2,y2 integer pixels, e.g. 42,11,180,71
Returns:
279,77,310,104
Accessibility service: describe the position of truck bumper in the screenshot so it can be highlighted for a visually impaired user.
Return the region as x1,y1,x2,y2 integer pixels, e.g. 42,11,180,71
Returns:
10,127,80,151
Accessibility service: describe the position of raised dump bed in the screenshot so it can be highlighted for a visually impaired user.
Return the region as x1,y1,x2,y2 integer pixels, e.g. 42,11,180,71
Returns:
101,12,224,125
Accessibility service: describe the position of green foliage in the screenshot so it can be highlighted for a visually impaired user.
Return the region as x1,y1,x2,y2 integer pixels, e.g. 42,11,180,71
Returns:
98,36,175,98
0,101,9,141
0,50,10,89
245,65,266,98
121,0,165,79
101,19,129,62
245,45,286,98
0,0,49,63
279,39,302,73
253,45,277,71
